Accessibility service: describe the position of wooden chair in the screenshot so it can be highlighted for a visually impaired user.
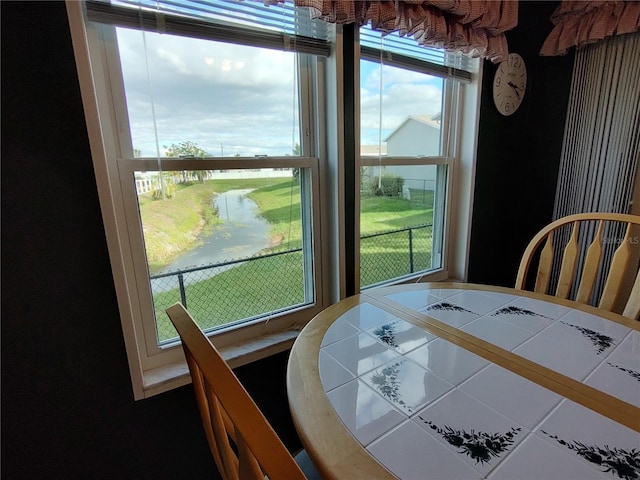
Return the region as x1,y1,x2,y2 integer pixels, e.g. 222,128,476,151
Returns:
515,212,640,320
166,303,317,480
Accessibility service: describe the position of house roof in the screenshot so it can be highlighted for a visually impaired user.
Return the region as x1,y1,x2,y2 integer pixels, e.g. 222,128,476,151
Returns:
384,114,440,142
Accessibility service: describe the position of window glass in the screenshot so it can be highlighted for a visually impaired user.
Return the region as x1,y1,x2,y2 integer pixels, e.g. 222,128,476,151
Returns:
116,27,301,157
115,28,315,346
360,59,448,288
360,60,444,157
134,168,309,344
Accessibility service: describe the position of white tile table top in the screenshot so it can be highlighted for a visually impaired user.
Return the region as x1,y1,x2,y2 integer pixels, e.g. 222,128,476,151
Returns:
316,286,640,479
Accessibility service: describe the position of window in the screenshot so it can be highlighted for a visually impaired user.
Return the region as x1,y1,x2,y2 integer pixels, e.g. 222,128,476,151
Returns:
357,26,471,289
68,0,481,399
115,28,322,347
68,0,330,398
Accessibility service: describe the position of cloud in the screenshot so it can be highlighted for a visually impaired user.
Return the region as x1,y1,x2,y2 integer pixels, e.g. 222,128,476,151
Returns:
116,27,299,157
115,27,444,156
360,62,443,145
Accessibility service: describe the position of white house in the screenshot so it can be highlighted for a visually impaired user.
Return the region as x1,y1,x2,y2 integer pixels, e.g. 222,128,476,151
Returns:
362,114,441,195
386,115,440,157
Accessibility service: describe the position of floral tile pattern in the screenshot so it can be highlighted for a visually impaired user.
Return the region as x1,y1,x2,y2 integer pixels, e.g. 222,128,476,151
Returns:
540,431,640,479
361,357,453,415
323,332,399,376
368,421,481,479
560,320,616,355
507,296,572,320
584,331,640,407
423,420,521,466
488,434,611,479
535,400,640,480
488,301,556,334
365,318,434,354
512,322,608,380
414,389,526,476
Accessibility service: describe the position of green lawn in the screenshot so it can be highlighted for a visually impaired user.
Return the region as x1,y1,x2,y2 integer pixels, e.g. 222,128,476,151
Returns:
142,177,436,342
247,181,302,248
360,188,435,286
140,182,217,272
154,251,305,342
360,189,434,234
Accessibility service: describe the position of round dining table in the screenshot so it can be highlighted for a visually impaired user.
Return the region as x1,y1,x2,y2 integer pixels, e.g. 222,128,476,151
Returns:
286,282,639,480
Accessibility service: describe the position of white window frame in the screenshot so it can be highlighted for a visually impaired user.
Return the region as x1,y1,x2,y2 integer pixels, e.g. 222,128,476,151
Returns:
66,1,329,399
354,36,479,291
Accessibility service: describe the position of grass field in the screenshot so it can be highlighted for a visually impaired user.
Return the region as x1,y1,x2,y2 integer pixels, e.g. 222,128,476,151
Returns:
141,177,435,341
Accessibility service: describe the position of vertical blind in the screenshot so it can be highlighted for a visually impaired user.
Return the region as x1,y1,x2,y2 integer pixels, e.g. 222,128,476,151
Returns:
85,0,331,56
554,32,640,218
552,31,640,301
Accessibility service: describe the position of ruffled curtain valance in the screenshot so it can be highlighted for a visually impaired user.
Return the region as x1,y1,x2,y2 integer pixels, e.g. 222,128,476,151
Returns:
281,1,518,62
540,1,640,56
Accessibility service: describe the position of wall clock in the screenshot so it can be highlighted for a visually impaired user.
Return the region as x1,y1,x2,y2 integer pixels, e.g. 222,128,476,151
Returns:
493,53,527,116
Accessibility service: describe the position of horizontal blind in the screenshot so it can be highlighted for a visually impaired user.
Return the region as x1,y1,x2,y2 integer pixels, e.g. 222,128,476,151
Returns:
360,25,472,83
85,0,331,56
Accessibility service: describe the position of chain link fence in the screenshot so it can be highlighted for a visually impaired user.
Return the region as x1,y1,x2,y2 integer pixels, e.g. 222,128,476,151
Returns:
150,224,435,343
361,224,434,288
151,248,305,343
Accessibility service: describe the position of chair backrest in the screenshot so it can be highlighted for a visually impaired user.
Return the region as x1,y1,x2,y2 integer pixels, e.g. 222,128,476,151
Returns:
165,303,306,480
515,212,640,320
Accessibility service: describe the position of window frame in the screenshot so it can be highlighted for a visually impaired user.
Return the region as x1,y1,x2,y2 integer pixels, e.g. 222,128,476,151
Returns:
354,34,466,291
118,157,324,366
67,1,330,399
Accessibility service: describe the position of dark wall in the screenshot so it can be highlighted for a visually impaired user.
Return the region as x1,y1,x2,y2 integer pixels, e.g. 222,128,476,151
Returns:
468,1,575,286
1,2,299,478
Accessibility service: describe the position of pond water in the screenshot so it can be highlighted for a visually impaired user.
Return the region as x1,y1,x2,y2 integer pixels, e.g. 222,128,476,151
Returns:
152,189,270,291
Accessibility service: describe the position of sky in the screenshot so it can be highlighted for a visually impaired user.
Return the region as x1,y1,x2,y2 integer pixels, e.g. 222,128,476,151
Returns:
116,22,444,158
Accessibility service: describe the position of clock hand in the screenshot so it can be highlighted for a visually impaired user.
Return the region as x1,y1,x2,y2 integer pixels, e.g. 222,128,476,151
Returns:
508,81,521,99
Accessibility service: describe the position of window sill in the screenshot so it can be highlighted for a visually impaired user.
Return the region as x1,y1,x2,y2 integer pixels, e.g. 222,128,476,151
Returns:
140,328,300,399
139,278,463,398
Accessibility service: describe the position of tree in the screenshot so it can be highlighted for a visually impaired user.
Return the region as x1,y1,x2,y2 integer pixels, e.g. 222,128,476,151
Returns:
164,141,209,158
164,141,209,184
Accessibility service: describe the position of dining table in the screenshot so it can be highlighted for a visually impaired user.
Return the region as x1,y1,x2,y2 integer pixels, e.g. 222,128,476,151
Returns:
286,282,640,480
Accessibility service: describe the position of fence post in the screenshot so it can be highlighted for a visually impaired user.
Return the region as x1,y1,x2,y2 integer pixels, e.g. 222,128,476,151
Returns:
409,228,414,273
178,273,187,307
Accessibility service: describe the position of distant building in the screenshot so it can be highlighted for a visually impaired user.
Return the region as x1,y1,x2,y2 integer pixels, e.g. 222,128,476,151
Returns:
361,114,441,195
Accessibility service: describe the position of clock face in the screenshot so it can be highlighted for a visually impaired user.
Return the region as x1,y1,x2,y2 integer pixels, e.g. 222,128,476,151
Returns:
493,53,527,116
